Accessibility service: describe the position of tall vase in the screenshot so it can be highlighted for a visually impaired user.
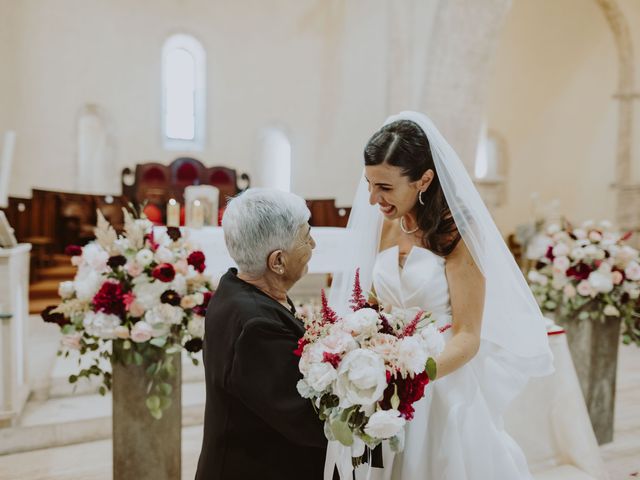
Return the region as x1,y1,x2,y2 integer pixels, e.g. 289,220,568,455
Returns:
111,342,182,480
556,314,621,445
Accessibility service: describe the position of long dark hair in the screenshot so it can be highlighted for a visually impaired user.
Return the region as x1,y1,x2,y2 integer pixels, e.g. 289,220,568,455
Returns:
364,119,461,256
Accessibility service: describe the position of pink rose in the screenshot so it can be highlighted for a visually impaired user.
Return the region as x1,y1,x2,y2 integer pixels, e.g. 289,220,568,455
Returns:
577,280,594,297
128,301,146,318
612,270,624,285
126,261,144,278
130,321,153,343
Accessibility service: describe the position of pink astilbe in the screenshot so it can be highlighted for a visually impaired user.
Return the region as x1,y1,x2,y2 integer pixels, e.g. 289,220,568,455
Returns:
320,289,339,324
349,268,367,311
399,310,424,338
322,352,341,368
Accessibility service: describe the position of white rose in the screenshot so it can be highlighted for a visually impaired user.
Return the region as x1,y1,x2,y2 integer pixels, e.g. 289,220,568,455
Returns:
603,305,620,317
342,308,379,338
525,235,553,260
420,323,446,357
299,343,325,375
114,325,130,339
154,246,175,264
187,315,205,338
58,281,75,299
135,249,154,267
306,362,338,392
131,320,153,343
61,332,82,350
334,349,387,407
132,281,167,310
113,238,130,255
296,379,315,399
624,261,640,281
599,220,613,231
170,274,188,296
82,311,121,339
546,224,561,235
617,246,638,265
145,304,184,336
81,243,109,271
571,247,586,261
527,270,548,286
563,284,577,299
364,409,406,440
573,228,587,240
397,336,428,375
552,256,570,273
588,271,614,294
551,274,568,290
552,243,570,258
74,270,103,301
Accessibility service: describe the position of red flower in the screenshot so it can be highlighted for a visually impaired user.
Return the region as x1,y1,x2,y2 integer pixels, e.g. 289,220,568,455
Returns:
152,263,176,282
320,289,339,324
92,281,126,317
322,352,342,368
144,231,159,251
350,268,367,311
399,310,424,338
545,246,555,261
166,227,181,241
566,262,592,281
381,372,430,420
293,337,308,357
65,245,83,256
188,251,206,273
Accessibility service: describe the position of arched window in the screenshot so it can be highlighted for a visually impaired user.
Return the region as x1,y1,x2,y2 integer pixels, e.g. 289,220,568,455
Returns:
162,34,206,151
257,127,292,192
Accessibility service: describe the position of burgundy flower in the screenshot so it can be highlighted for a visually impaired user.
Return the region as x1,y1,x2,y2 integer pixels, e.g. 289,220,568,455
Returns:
107,255,127,270
152,263,176,283
381,372,430,420
191,291,214,316
187,251,206,273
145,231,159,251
322,352,341,369
41,305,70,328
65,245,83,256
320,289,339,324
160,289,181,306
545,245,555,261
166,227,181,241
92,281,126,317
566,262,593,281
184,338,203,353
293,337,308,357
349,268,367,311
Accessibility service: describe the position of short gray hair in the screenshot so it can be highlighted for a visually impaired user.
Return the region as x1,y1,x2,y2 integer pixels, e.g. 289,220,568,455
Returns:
222,188,311,275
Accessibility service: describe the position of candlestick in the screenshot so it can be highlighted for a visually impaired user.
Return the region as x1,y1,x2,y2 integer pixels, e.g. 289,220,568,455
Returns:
166,198,180,227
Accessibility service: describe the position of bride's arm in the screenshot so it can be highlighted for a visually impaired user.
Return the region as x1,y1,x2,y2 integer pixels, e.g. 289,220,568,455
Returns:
434,239,485,379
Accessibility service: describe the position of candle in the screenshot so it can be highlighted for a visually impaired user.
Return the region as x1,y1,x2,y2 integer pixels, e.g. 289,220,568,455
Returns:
192,199,204,228
167,198,180,227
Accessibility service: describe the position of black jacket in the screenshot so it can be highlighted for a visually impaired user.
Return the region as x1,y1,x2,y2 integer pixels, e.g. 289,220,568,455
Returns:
195,268,327,480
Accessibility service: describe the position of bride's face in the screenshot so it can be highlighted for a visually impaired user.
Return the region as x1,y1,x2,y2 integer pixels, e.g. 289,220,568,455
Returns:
365,164,424,219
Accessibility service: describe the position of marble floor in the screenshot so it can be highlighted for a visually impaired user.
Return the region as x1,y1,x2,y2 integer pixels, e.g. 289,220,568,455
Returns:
0,315,638,479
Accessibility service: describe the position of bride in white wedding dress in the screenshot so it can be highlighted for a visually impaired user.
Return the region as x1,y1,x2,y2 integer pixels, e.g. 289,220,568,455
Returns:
326,112,555,480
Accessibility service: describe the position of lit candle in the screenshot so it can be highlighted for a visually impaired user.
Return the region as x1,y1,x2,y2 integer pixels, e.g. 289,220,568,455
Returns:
192,199,204,228
166,198,180,227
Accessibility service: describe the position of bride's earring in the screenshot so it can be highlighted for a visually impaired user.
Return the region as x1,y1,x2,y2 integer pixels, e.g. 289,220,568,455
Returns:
418,190,425,206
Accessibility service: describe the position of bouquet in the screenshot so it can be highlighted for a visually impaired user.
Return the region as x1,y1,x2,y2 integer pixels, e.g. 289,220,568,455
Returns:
295,270,447,465
527,220,640,345
41,209,214,418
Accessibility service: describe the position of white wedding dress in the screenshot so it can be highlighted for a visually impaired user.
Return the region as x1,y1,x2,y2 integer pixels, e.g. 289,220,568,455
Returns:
363,245,535,480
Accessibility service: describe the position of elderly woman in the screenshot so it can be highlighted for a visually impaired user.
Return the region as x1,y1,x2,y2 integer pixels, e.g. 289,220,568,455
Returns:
195,188,327,480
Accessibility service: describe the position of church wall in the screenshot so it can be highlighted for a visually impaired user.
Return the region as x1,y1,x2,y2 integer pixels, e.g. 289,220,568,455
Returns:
4,0,390,204
487,0,620,234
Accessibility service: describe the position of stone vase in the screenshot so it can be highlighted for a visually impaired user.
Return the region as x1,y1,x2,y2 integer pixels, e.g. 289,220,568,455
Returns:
111,343,182,480
556,313,621,445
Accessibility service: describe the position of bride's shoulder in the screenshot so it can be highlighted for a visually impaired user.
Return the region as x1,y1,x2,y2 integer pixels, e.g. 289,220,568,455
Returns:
379,219,399,251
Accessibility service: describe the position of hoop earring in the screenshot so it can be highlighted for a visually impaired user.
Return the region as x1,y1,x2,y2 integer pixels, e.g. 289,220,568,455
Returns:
418,190,425,206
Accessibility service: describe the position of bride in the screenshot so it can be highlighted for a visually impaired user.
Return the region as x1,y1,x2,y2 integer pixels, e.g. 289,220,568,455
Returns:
327,111,555,479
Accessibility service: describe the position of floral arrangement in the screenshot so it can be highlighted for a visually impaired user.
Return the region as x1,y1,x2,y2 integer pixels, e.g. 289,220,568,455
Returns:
41,210,214,418
527,220,640,345
295,270,447,465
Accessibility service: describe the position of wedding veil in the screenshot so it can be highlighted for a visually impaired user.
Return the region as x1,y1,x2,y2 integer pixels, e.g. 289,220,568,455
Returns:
329,110,553,370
